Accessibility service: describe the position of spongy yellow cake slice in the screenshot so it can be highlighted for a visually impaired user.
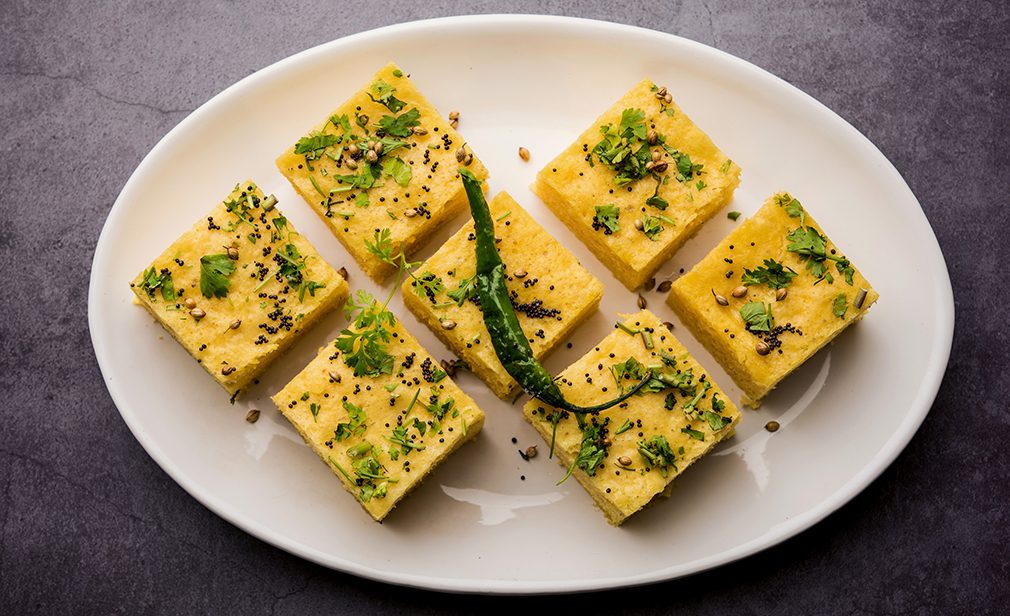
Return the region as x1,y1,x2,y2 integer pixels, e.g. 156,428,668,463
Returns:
276,62,489,282
130,180,348,397
273,309,484,521
523,310,740,526
533,78,740,290
667,192,879,407
401,191,603,399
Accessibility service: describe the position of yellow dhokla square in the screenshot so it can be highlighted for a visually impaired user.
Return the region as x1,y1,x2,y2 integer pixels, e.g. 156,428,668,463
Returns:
523,310,740,526
533,78,740,290
401,191,603,399
276,62,489,282
130,181,349,397
273,311,485,521
667,192,879,407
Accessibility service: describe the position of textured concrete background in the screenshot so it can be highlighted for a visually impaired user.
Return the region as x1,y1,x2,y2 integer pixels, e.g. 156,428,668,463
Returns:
1,0,1007,613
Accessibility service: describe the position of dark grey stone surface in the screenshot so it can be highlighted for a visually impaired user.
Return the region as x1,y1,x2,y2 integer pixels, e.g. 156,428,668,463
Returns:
1,1,1007,613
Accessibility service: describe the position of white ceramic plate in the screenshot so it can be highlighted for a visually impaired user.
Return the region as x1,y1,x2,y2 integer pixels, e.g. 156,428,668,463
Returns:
89,15,954,594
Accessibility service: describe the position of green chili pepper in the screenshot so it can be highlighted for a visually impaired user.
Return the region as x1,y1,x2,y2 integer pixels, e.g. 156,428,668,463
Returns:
460,169,650,413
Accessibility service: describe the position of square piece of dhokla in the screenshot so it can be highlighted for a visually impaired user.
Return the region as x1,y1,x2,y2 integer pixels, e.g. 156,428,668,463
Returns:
273,309,485,521
523,310,740,526
533,78,740,290
130,181,349,397
667,192,879,407
401,191,603,399
276,62,489,282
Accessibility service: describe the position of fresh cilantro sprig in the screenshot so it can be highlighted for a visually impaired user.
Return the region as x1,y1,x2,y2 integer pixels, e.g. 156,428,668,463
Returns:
367,79,406,113
199,254,236,299
786,226,854,284
742,258,798,289
641,213,674,241
775,193,806,224
682,380,712,419
558,416,608,484
592,204,621,234
592,108,652,185
334,290,397,377
275,243,326,301
740,301,775,333
377,107,421,138
334,400,367,441
386,425,426,455
637,435,677,477
412,271,445,304
446,275,477,306
702,394,732,431
141,266,175,302
833,294,848,319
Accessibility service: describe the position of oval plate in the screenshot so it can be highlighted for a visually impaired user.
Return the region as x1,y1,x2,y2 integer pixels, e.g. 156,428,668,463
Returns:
89,15,954,594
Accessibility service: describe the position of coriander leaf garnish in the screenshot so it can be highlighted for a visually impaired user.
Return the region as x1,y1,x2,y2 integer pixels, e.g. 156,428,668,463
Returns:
641,213,673,241
351,449,396,502
377,107,420,138
682,380,712,418
295,133,340,156
199,254,236,299
592,204,621,235
833,294,848,319
646,177,669,210
559,417,608,484
365,228,397,264
646,193,669,210
610,357,649,393
334,290,396,377
615,419,634,435
740,301,775,333
775,193,806,225
703,410,732,432
666,149,704,182
637,435,677,477
386,425,425,455
741,258,798,289
727,211,741,221
379,136,411,156
381,156,412,187
447,274,477,306
681,426,705,441
423,387,454,421
141,266,175,302
611,357,696,397
367,79,406,113
334,400,367,441
592,108,652,185
334,165,380,191
786,226,852,284
275,243,325,302
701,393,731,431
411,271,445,304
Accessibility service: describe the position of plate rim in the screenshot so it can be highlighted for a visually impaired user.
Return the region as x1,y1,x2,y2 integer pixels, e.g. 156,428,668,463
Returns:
88,13,955,594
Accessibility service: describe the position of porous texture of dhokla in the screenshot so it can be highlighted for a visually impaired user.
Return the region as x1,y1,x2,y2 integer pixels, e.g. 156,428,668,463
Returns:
533,78,740,290
401,191,603,399
273,313,484,521
130,181,348,397
276,62,489,282
523,310,740,526
667,192,879,407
